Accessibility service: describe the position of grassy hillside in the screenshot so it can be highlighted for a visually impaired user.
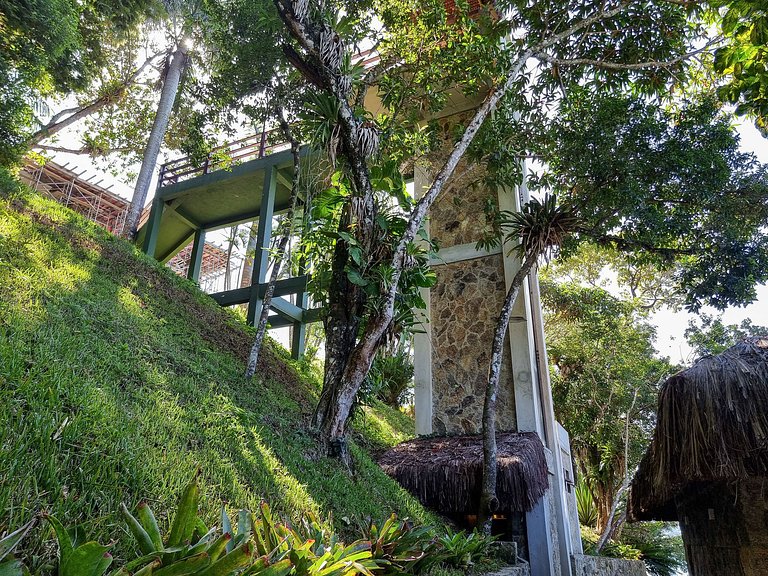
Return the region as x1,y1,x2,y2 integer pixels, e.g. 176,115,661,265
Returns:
0,173,438,568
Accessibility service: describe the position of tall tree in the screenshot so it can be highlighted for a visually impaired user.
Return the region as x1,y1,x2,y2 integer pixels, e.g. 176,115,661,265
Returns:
124,38,189,238
272,0,709,463
0,0,155,165
712,0,768,134
542,278,673,533
476,91,768,531
685,313,768,358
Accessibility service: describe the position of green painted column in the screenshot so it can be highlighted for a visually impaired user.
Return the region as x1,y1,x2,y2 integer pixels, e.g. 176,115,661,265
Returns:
142,195,165,258
291,254,309,359
247,166,276,325
187,228,206,282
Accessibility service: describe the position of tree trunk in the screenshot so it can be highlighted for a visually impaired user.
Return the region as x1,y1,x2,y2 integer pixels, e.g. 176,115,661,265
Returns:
479,251,538,535
123,46,188,239
240,223,259,289
246,114,301,377
224,225,238,291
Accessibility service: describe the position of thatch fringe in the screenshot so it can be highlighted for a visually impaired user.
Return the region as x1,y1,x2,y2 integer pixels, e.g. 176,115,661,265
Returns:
630,337,768,521
378,432,549,514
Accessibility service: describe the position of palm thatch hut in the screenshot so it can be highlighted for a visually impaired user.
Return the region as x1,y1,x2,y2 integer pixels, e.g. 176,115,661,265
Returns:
629,337,768,576
378,432,549,543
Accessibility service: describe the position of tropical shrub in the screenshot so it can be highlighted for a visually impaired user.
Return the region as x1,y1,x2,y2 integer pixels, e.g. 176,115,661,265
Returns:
44,476,380,576
437,530,496,569
364,351,415,408
581,523,685,576
575,480,598,528
366,514,441,574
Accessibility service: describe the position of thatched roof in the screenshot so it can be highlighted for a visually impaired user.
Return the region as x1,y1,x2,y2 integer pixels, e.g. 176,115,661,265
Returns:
378,432,549,515
630,337,768,521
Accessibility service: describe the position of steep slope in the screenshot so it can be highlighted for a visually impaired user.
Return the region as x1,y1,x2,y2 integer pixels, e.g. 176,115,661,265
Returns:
0,174,437,566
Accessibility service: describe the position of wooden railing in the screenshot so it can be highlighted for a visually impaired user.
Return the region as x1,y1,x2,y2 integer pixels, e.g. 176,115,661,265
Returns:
158,129,290,187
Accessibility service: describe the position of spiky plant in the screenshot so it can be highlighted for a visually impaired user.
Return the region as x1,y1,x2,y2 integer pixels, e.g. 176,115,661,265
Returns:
319,27,344,70
357,122,380,159
575,479,599,528
504,193,579,261
291,0,308,21
0,517,36,576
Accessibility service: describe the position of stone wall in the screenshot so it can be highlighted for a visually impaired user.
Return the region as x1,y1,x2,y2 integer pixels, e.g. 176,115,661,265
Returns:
571,555,647,576
425,108,519,436
430,254,516,435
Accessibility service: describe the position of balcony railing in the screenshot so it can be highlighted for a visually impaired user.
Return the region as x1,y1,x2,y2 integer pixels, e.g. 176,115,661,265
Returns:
158,129,291,187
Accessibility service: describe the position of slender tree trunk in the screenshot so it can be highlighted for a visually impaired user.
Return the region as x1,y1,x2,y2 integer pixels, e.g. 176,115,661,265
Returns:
479,252,539,535
240,223,259,288
224,225,238,291
596,388,638,551
246,113,301,378
123,46,188,239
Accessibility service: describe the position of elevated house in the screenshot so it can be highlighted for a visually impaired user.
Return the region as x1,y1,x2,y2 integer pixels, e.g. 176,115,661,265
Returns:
629,337,768,576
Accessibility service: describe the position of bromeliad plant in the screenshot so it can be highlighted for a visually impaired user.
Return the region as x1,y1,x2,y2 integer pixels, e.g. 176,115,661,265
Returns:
437,530,496,569
365,514,441,575
116,477,256,575
45,475,379,576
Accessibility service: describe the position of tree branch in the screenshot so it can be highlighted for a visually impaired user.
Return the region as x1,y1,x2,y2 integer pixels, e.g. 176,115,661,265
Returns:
34,144,132,155
535,38,720,71
28,50,165,147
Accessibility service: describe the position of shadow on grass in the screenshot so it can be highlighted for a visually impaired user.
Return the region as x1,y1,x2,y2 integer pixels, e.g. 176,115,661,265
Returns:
0,190,438,570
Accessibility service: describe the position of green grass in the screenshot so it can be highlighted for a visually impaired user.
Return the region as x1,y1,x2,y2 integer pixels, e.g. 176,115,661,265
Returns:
0,174,438,569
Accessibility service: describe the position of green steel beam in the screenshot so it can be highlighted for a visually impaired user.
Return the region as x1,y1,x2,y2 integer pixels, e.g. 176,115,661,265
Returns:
269,296,303,322
142,195,164,258
247,166,276,325
209,276,309,306
187,228,205,282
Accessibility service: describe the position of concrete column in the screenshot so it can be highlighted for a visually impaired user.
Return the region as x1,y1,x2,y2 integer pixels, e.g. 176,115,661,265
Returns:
497,182,546,441
412,164,433,436
498,172,577,576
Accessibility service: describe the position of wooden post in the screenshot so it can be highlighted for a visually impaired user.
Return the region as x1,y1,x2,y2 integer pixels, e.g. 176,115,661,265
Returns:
187,228,206,282
247,166,276,325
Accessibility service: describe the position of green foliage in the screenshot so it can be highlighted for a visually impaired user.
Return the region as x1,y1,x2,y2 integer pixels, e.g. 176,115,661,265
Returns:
538,92,768,311
712,0,768,134
685,313,768,358
581,524,685,576
621,523,685,576
575,480,598,529
436,531,495,570
0,0,154,164
366,514,439,575
0,179,438,571
543,277,674,527
581,526,641,561
39,474,500,576
362,350,414,408
46,515,112,576
300,167,437,333
0,517,36,576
